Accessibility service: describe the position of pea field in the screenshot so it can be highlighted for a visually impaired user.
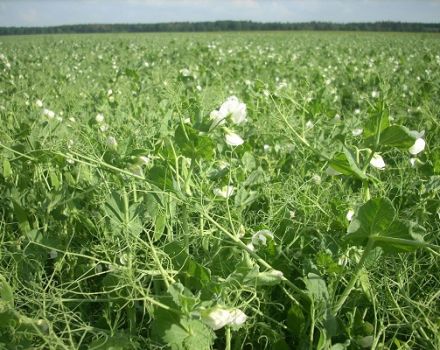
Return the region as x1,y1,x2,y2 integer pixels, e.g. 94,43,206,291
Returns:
0,31,439,349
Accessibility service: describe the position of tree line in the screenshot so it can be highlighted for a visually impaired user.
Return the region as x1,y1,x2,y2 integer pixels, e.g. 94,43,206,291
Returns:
1,21,439,35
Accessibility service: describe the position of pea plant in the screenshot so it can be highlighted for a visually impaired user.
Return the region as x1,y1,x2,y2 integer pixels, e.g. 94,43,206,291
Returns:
1,32,439,349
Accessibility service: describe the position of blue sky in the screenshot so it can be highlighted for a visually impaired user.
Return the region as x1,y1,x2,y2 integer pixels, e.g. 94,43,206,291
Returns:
0,0,439,27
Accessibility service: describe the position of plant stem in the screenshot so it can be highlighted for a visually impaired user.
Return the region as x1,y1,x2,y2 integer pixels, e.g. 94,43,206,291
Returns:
225,326,231,350
333,237,375,315
182,204,190,253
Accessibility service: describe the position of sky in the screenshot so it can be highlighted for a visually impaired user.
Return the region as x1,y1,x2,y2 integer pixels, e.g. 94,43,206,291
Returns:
0,0,439,27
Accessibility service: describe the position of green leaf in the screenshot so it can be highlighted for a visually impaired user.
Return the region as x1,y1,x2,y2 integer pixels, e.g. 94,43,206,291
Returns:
379,125,416,148
152,308,214,350
164,242,211,287
243,167,266,187
154,212,167,240
304,273,329,305
12,200,31,233
364,109,389,138
287,304,306,341
242,151,256,171
147,163,175,192
329,152,366,180
346,198,395,242
373,220,425,253
168,283,198,313
2,159,12,178
346,198,426,253
89,334,139,350
175,124,214,161
0,274,14,308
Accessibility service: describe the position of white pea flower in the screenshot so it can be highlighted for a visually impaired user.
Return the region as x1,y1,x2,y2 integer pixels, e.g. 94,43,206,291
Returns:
107,136,118,149
371,91,380,98
346,209,355,221
96,113,105,123
251,230,274,247
229,309,247,327
305,120,314,129
213,185,235,198
370,153,385,169
354,108,361,115
138,156,151,165
202,307,247,330
409,138,425,155
100,124,109,132
42,108,55,119
210,110,227,128
218,96,247,125
107,89,113,96
311,174,321,185
263,144,270,152
202,308,232,330
334,114,341,122
352,128,363,136
225,132,244,146
180,68,191,77
36,99,43,108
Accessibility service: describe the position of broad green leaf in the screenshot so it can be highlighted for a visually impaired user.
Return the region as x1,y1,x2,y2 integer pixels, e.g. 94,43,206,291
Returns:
164,242,211,287
241,151,256,171
346,198,425,253
287,304,306,341
329,152,366,180
147,163,175,192
154,212,167,240
379,125,416,148
175,124,214,161
12,200,31,233
89,334,139,350
0,274,14,308
346,198,395,242
244,167,266,187
168,283,198,313
304,273,329,305
341,145,367,180
364,109,389,138
373,220,425,253
2,159,12,178
152,308,214,350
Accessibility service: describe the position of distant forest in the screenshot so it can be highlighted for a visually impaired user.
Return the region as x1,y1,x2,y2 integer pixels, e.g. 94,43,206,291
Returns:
1,21,439,35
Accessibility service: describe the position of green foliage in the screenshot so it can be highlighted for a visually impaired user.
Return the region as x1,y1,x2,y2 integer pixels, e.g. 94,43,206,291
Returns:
0,31,439,350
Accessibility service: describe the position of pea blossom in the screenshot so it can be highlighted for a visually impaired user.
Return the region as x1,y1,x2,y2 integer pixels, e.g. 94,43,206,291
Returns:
107,136,118,149
96,113,105,123
409,138,425,155
352,128,363,136
202,307,247,330
210,96,247,128
213,185,235,198
370,153,385,169
225,132,244,146
251,230,274,247
42,108,55,119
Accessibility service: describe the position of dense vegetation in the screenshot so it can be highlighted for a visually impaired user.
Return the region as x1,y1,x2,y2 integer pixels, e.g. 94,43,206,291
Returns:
1,21,440,36
0,32,439,349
